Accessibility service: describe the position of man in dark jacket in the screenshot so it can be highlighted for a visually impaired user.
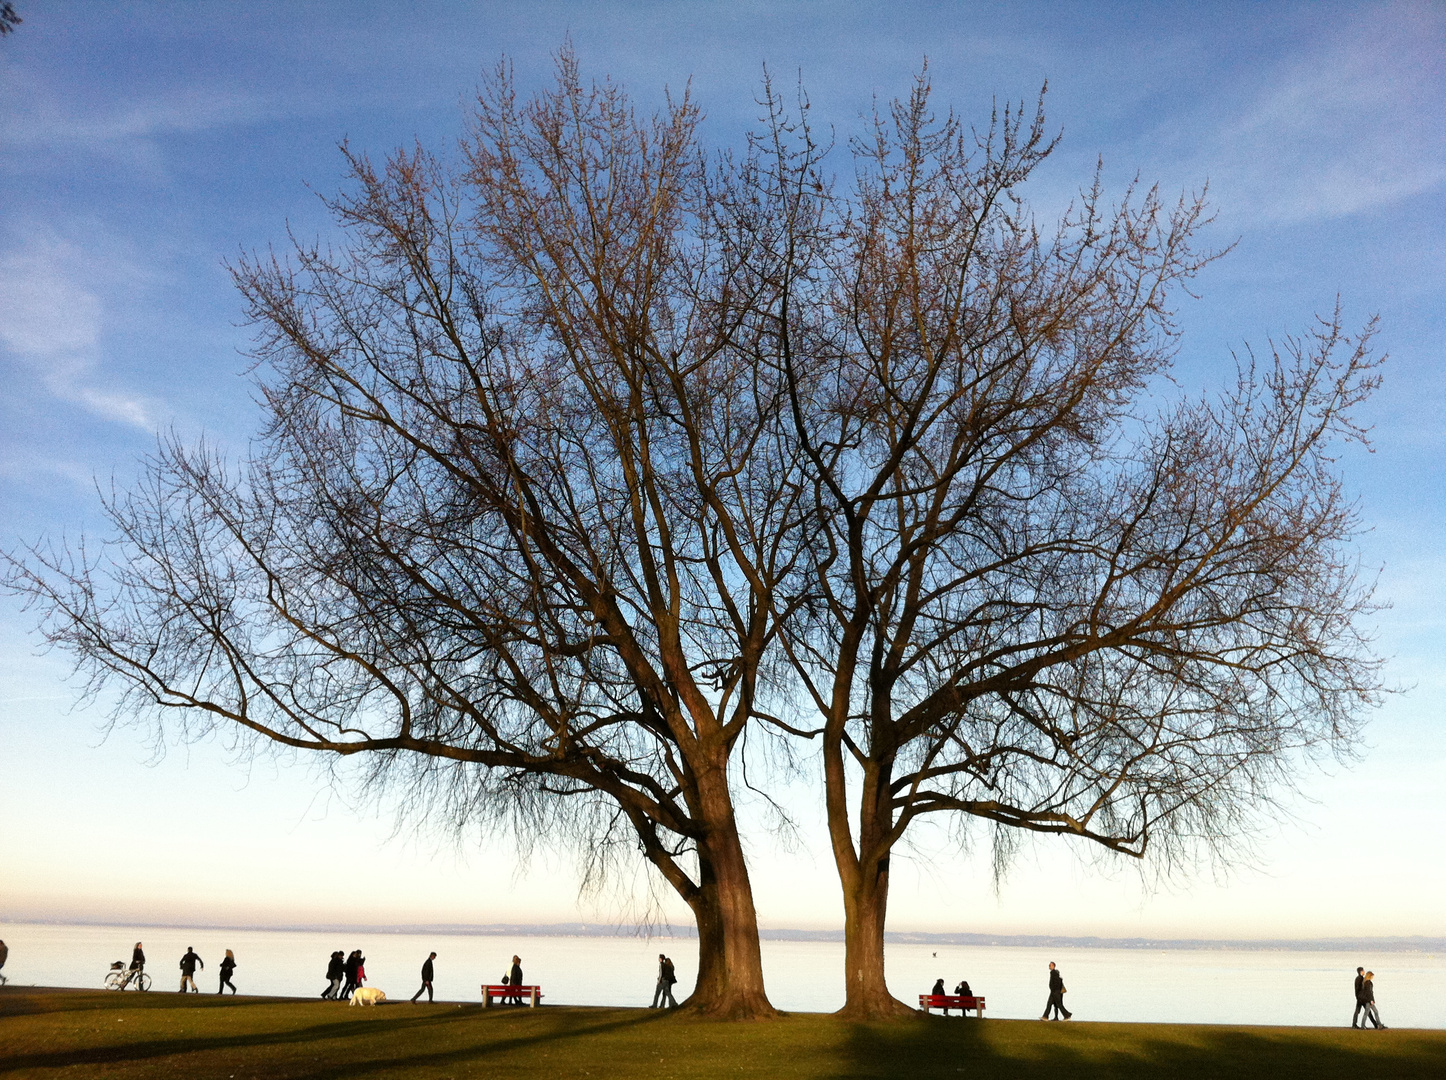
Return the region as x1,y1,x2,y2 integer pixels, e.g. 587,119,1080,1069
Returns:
341,950,361,1000
1352,967,1366,1027
178,947,205,993
411,951,437,1003
1041,961,1071,1020
321,951,344,999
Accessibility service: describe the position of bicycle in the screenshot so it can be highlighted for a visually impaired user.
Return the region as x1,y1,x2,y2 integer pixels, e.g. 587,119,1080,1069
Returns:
104,962,151,991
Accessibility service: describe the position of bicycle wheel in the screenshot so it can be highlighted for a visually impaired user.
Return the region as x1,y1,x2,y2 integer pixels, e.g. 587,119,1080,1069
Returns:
104,971,124,990
133,972,151,991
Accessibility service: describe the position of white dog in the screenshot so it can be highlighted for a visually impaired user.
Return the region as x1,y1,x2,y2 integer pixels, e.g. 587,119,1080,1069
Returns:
350,987,387,1006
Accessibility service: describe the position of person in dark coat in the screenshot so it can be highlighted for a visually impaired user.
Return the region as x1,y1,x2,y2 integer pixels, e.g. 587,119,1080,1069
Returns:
218,950,237,994
1361,971,1386,1029
178,947,205,993
130,942,146,972
1,938,10,985
1352,967,1367,1027
1041,961,1071,1020
322,951,345,999
411,952,437,1003
955,980,975,1017
930,978,950,1014
341,950,361,1000
508,955,524,1005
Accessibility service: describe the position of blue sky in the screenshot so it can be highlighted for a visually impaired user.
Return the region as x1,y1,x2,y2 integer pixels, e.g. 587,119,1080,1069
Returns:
1,0,1443,939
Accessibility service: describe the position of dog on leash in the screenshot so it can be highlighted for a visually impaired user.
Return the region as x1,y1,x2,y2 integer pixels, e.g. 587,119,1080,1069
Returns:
350,987,387,1006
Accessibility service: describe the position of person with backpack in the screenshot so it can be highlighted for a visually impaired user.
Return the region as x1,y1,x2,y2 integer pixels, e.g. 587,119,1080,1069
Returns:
178,947,205,992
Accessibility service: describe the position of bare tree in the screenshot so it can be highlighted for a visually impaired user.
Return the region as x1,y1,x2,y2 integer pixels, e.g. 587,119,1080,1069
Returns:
759,76,1384,1017
0,3,21,37
5,56,1384,1023
6,52,813,1018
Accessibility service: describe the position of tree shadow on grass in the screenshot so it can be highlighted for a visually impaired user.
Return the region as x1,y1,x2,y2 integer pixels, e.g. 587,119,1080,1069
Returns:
0,996,672,1079
0,987,318,1018
836,1015,1446,1080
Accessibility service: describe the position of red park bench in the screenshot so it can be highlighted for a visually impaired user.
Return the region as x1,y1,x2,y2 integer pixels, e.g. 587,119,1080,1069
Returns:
481,983,544,1007
919,993,985,1017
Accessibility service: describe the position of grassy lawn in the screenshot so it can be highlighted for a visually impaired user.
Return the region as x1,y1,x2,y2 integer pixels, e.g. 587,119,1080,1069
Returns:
2,987,1442,1080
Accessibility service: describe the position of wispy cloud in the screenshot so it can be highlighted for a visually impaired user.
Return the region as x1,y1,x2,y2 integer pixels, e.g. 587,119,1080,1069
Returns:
0,231,158,430
1156,9,1445,226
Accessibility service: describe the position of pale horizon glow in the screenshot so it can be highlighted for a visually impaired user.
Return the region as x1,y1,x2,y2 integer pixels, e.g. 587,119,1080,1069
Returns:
2,1,1443,947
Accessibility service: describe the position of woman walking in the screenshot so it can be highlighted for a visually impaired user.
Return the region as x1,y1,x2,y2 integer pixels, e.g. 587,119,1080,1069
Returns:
217,950,238,994
1361,971,1387,1029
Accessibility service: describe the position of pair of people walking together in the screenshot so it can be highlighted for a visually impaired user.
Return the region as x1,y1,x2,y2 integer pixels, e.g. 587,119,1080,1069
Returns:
1352,967,1386,1029
1042,962,1071,1021
651,954,678,1009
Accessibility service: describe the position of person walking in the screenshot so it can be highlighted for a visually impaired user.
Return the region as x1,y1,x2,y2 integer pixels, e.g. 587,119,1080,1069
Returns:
1041,961,1071,1020
1352,967,1367,1028
411,952,437,1003
508,955,524,1005
322,951,345,999
218,950,237,994
650,954,678,1009
0,938,8,986
1360,971,1387,1029
178,947,205,993
341,950,361,1000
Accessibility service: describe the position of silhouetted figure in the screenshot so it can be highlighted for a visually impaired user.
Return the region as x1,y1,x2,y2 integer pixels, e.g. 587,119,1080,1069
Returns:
178,947,204,992
130,942,146,973
508,956,524,1005
1361,971,1386,1029
955,980,972,997
1041,961,1071,1020
342,950,362,1000
411,952,437,1003
218,950,237,994
322,951,345,999
931,978,949,1014
651,954,678,1008
0,938,8,985
1352,967,1367,1028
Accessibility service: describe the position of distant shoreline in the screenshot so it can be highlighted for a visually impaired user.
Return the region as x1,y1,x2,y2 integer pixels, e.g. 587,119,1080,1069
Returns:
4,918,1441,953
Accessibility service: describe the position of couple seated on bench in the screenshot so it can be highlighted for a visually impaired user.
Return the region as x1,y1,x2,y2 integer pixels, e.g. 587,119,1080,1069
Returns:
927,978,981,1016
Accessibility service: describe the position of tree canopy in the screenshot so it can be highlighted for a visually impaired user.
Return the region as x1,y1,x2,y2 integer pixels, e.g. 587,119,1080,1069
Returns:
6,52,1383,1020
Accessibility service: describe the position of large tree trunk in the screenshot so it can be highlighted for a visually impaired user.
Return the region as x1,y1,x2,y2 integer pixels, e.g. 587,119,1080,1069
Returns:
680,764,776,1018
831,757,913,1020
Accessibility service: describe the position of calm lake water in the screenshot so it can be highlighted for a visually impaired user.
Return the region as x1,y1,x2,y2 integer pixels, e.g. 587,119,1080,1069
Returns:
2,921,1441,1029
